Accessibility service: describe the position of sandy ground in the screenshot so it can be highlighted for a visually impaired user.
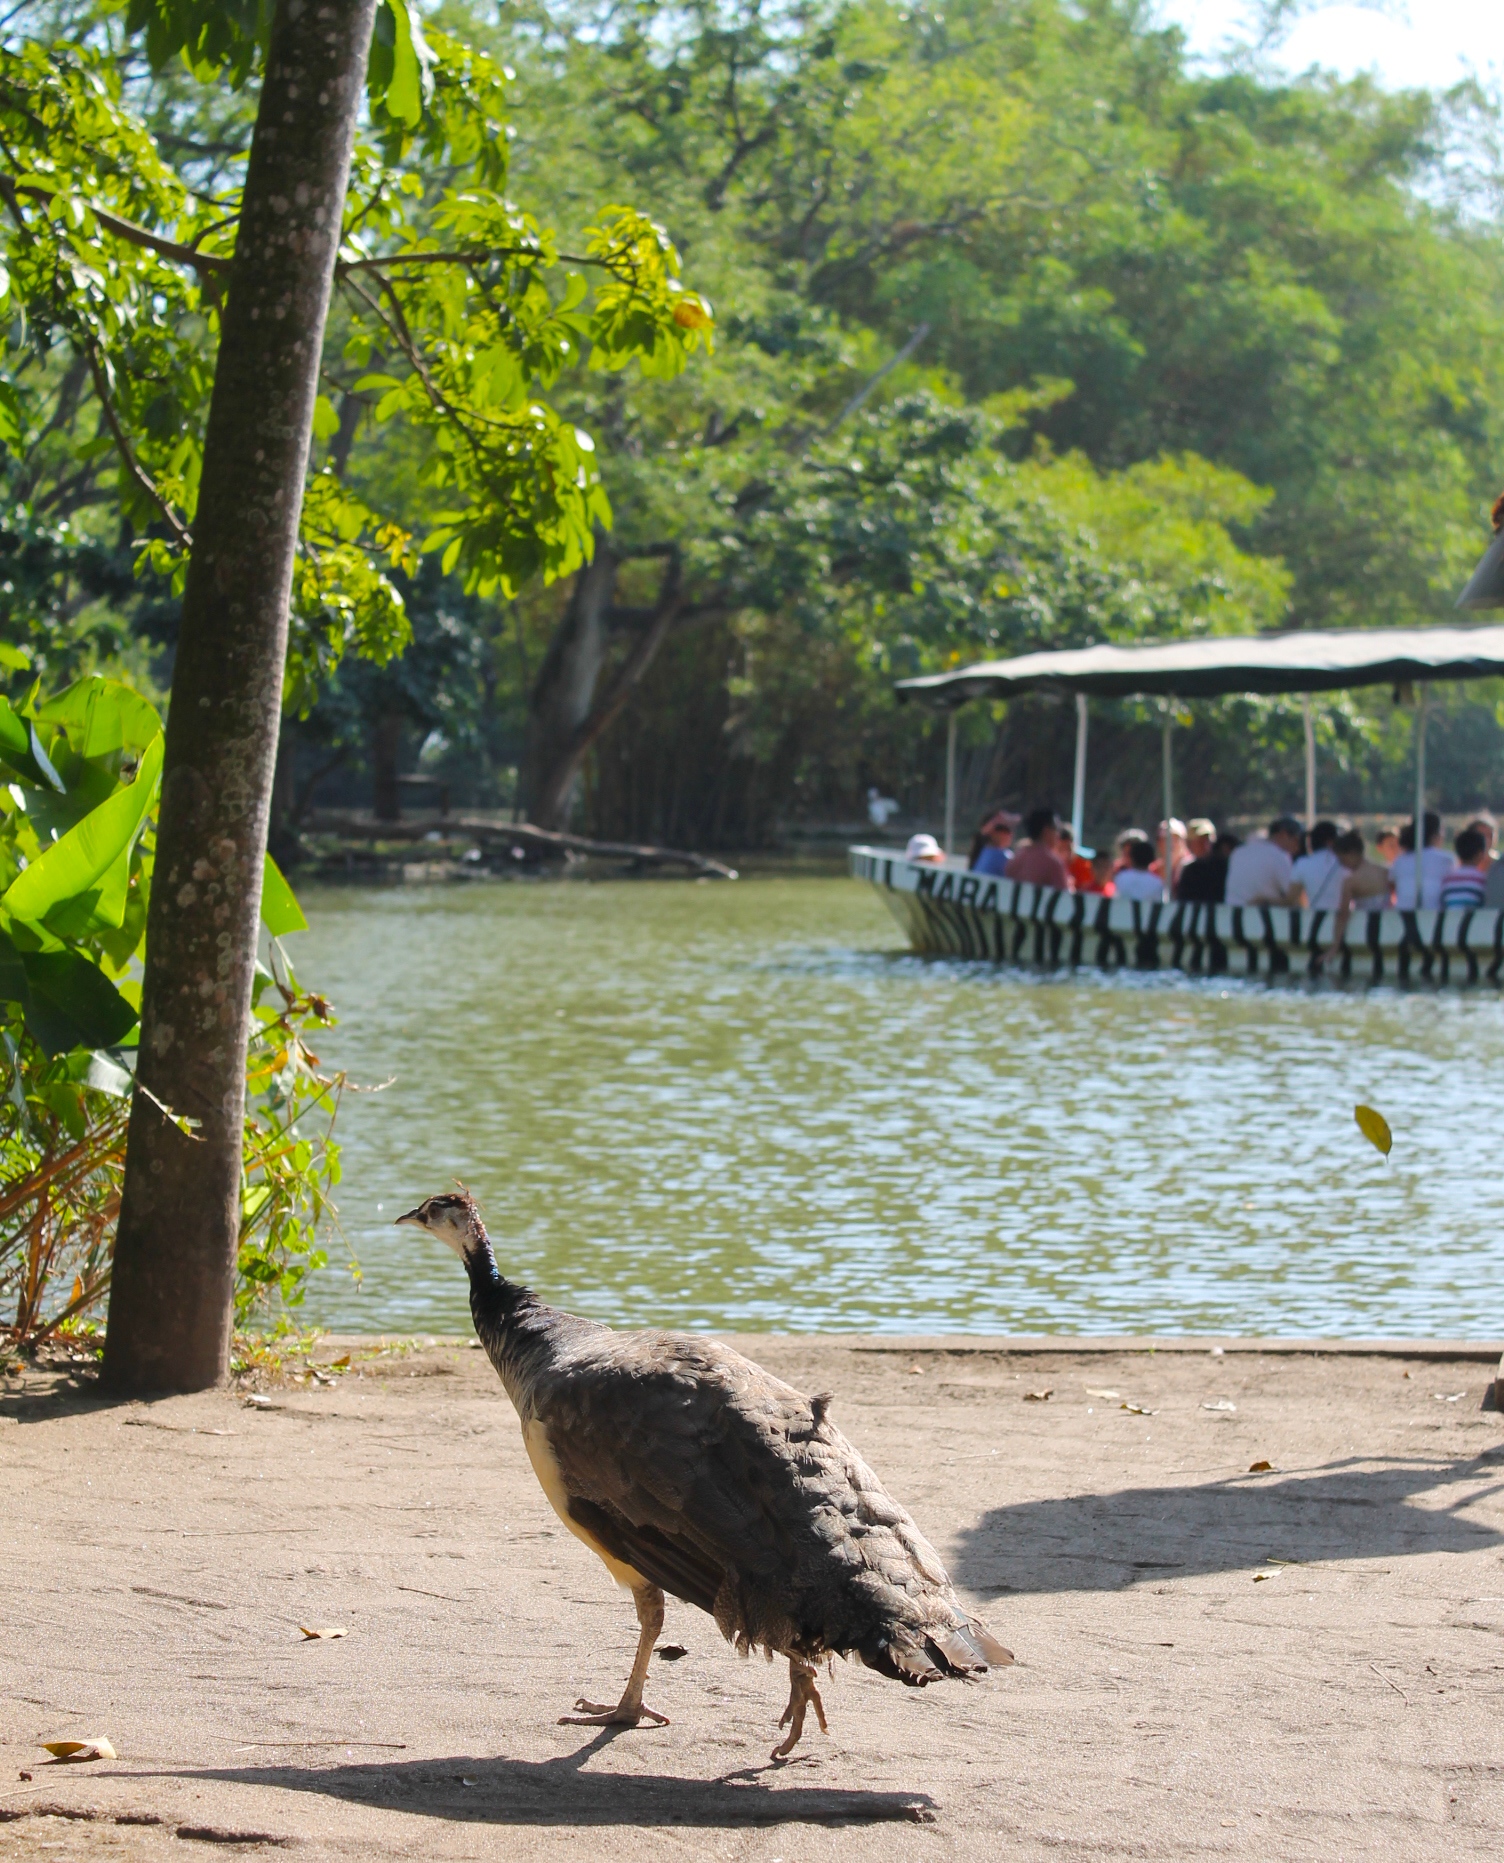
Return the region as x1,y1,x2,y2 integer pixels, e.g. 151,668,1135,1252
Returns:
4,1334,1504,1862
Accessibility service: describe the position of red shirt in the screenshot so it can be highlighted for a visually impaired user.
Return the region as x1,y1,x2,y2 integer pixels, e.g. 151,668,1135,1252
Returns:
1007,843,1071,891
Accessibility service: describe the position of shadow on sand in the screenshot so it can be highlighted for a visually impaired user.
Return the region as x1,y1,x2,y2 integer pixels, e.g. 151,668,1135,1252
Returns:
159,1729,936,1828
951,1443,1504,1595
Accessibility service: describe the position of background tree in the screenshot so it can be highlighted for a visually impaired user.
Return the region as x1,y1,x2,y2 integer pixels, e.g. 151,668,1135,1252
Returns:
331,0,1496,840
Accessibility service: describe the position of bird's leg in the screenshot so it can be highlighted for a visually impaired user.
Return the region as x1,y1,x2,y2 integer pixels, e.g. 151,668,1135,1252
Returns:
560,1583,670,1728
771,1657,829,1760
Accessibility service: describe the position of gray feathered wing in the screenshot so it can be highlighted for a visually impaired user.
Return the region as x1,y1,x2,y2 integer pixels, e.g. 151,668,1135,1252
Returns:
531,1333,1011,1684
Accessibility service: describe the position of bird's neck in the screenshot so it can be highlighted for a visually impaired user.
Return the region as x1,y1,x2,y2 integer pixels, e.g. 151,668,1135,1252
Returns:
462,1230,552,1412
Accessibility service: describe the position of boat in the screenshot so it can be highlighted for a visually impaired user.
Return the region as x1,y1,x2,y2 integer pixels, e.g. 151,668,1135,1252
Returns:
851,845,1504,985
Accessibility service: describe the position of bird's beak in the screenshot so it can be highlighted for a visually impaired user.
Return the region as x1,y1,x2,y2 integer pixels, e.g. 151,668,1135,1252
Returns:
394,1207,426,1228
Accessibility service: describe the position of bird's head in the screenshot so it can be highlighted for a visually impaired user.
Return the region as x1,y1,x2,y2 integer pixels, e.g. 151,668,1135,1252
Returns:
395,1190,486,1261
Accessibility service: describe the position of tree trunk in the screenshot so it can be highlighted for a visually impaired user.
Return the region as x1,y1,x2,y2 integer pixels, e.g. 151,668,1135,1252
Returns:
103,0,377,1394
372,711,403,821
520,535,687,831
520,531,619,829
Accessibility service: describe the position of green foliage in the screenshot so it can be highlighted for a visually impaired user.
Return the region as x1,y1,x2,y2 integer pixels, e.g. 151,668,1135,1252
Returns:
236,958,349,1327
0,674,348,1343
0,7,713,713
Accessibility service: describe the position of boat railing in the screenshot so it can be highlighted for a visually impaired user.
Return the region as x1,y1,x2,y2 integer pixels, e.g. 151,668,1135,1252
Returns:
850,844,1504,984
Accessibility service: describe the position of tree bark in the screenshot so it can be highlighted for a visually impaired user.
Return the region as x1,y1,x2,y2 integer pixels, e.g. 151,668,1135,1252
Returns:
372,711,403,821
103,0,377,1394
520,536,686,831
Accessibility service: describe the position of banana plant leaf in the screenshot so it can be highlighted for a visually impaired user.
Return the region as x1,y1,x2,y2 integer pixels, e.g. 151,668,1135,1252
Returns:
0,697,65,791
34,677,163,759
261,853,308,936
0,928,139,1055
1,732,163,937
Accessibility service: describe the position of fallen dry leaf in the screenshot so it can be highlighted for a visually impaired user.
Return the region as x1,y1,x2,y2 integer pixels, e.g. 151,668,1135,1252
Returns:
1249,1459,1274,1472
41,1738,115,1762
1085,1388,1120,1399
330,1354,351,1370
1120,1402,1156,1416
298,1626,347,1640
1434,1392,1464,1403
657,1645,688,1662
244,1394,274,1409
1201,1400,1236,1413
908,1364,924,1375
1023,1389,1053,1402
1252,1572,1278,1583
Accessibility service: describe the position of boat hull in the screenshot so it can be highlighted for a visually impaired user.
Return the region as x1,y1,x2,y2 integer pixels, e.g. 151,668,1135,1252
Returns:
851,846,1504,985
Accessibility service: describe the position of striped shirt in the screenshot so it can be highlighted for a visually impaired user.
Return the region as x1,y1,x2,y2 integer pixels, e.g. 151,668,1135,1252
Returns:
1438,866,1488,909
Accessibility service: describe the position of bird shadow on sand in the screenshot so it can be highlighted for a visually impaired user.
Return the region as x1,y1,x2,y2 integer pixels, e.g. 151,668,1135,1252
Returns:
165,1730,936,1828
951,1443,1504,1595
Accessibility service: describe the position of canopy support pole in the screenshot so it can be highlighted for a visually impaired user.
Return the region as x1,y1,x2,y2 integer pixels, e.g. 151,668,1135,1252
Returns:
1303,696,1316,828
944,708,957,859
1413,685,1427,902
1162,702,1174,906
1071,694,1088,848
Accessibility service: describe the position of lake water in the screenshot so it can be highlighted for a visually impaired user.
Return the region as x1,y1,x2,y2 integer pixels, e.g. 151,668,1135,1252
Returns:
291,874,1504,1338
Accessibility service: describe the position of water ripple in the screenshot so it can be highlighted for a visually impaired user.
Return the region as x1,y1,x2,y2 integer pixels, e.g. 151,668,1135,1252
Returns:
290,876,1504,1337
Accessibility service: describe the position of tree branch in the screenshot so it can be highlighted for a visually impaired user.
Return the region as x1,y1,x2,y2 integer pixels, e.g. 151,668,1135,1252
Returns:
84,342,193,549
0,176,232,274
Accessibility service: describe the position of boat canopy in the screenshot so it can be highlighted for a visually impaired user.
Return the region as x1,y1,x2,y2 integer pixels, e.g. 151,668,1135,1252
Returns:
894,624,1504,709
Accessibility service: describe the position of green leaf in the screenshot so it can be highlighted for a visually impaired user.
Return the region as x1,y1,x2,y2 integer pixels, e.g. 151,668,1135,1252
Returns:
372,0,433,129
0,379,25,451
34,677,163,759
1,731,163,934
261,853,308,936
0,698,63,789
0,926,139,1056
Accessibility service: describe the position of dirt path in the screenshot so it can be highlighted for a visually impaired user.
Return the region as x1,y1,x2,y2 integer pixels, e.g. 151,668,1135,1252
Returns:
4,1335,1504,1860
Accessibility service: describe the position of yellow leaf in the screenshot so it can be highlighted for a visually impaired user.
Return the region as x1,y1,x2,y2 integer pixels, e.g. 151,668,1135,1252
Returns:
42,1737,115,1761
1354,1104,1392,1157
671,295,712,330
299,1625,347,1640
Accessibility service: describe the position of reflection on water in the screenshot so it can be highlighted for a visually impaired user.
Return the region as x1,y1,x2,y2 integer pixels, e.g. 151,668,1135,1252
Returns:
291,875,1504,1337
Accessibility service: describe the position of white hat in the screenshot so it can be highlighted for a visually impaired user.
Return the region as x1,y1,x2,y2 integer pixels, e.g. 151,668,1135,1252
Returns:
905,833,944,863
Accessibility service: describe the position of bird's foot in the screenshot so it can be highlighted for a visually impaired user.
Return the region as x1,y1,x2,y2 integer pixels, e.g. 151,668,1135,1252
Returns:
559,1696,670,1728
770,1669,828,1761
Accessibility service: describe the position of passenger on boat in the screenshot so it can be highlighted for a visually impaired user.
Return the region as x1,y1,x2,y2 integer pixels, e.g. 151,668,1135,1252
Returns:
1438,827,1490,909
1150,817,1187,892
1374,825,1401,868
1466,810,1498,859
1086,848,1116,895
1323,829,1393,959
1225,817,1303,907
1390,812,1451,911
968,809,1018,876
1185,818,1216,862
1056,825,1095,893
1112,832,1165,902
1291,819,1346,912
1176,828,1236,904
1005,807,1073,891
905,832,947,866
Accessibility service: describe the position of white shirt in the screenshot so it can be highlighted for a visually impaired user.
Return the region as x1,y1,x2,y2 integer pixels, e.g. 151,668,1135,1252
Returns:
1389,846,1453,911
1291,848,1344,912
1113,867,1165,902
1225,837,1294,907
